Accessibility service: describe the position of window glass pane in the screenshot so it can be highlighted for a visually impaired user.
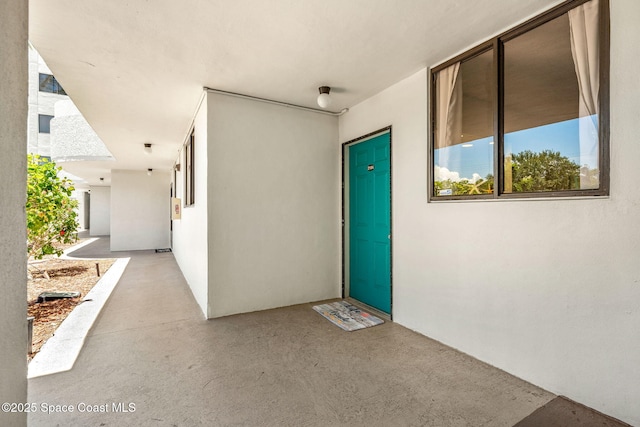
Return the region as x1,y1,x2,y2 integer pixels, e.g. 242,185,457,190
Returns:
185,144,191,205
39,73,55,93
503,1,600,193
434,49,494,197
54,80,67,96
38,73,67,95
185,132,195,206
38,114,53,133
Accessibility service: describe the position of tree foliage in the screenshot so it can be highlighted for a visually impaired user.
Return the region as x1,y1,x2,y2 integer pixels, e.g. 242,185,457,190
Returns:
433,149,581,196
27,154,79,259
510,150,580,192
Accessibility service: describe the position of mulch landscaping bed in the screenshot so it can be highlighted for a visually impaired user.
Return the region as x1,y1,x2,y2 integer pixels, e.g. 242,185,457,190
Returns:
27,246,115,361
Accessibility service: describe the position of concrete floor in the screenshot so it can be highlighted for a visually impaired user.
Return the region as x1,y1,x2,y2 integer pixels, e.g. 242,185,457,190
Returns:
29,237,564,426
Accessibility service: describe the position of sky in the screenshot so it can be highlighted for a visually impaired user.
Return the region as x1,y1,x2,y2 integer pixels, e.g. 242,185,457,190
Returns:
434,116,599,182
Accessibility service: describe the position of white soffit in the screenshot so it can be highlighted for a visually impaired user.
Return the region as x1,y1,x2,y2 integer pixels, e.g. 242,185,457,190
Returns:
29,0,562,182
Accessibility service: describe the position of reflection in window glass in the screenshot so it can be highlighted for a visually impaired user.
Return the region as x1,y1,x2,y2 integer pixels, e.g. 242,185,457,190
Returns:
430,0,605,200
503,6,599,193
38,73,67,95
434,50,494,197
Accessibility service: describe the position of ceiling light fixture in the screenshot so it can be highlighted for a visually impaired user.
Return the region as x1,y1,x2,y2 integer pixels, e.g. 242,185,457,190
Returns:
147,168,153,176
317,86,332,109
144,143,152,155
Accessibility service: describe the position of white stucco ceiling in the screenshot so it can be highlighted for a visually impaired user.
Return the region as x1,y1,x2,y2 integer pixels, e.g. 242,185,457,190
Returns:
29,0,561,186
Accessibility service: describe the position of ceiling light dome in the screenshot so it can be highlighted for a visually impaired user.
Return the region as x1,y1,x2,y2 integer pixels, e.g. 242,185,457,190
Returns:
317,86,332,109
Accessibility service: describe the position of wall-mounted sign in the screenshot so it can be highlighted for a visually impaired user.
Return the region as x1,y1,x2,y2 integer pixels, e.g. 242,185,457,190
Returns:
172,198,181,220
367,164,375,171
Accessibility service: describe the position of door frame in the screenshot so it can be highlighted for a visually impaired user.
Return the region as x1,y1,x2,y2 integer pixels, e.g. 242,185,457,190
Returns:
341,126,393,318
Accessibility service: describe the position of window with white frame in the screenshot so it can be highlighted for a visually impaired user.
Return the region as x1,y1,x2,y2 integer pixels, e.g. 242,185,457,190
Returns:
430,0,609,199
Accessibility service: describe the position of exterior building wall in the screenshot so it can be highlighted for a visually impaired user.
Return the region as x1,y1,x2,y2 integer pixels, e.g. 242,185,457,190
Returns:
338,1,640,424
89,186,111,236
206,93,340,318
27,46,68,158
0,2,28,426
110,170,171,251
27,46,39,155
172,93,209,316
173,92,340,319
50,100,114,163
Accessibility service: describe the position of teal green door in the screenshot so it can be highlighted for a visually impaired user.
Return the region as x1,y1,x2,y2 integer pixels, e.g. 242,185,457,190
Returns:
349,132,391,314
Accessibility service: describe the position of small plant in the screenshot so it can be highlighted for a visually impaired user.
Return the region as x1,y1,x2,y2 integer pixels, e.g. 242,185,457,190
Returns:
26,154,79,259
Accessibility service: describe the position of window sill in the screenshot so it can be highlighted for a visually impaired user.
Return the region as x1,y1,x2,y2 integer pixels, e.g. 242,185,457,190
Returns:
429,194,610,203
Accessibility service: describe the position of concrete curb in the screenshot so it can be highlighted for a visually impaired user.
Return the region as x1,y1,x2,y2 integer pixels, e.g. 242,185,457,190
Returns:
60,237,99,259
28,257,130,378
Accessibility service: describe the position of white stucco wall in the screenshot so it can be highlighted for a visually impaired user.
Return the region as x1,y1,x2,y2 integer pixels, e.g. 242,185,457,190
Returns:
50,100,114,162
207,93,340,318
0,2,28,426
110,170,171,251
172,93,209,317
27,46,39,155
89,186,111,236
339,1,640,425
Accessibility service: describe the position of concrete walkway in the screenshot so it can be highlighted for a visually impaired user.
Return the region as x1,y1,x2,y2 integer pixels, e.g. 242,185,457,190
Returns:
26,237,619,426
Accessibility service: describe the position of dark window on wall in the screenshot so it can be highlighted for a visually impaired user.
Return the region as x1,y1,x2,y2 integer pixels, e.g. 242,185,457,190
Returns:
38,114,53,133
39,73,67,95
430,0,609,200
185,130,195,206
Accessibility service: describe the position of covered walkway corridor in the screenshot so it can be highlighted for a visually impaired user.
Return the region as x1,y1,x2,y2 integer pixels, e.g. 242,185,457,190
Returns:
27,238,624,426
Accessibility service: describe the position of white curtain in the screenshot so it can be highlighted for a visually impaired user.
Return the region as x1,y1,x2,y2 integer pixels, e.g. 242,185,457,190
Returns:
569,0,600,188
569,0,600,119
435,62,462,149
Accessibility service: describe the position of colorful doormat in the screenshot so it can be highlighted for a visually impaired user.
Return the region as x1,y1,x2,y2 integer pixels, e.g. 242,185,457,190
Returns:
313,301,384,331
